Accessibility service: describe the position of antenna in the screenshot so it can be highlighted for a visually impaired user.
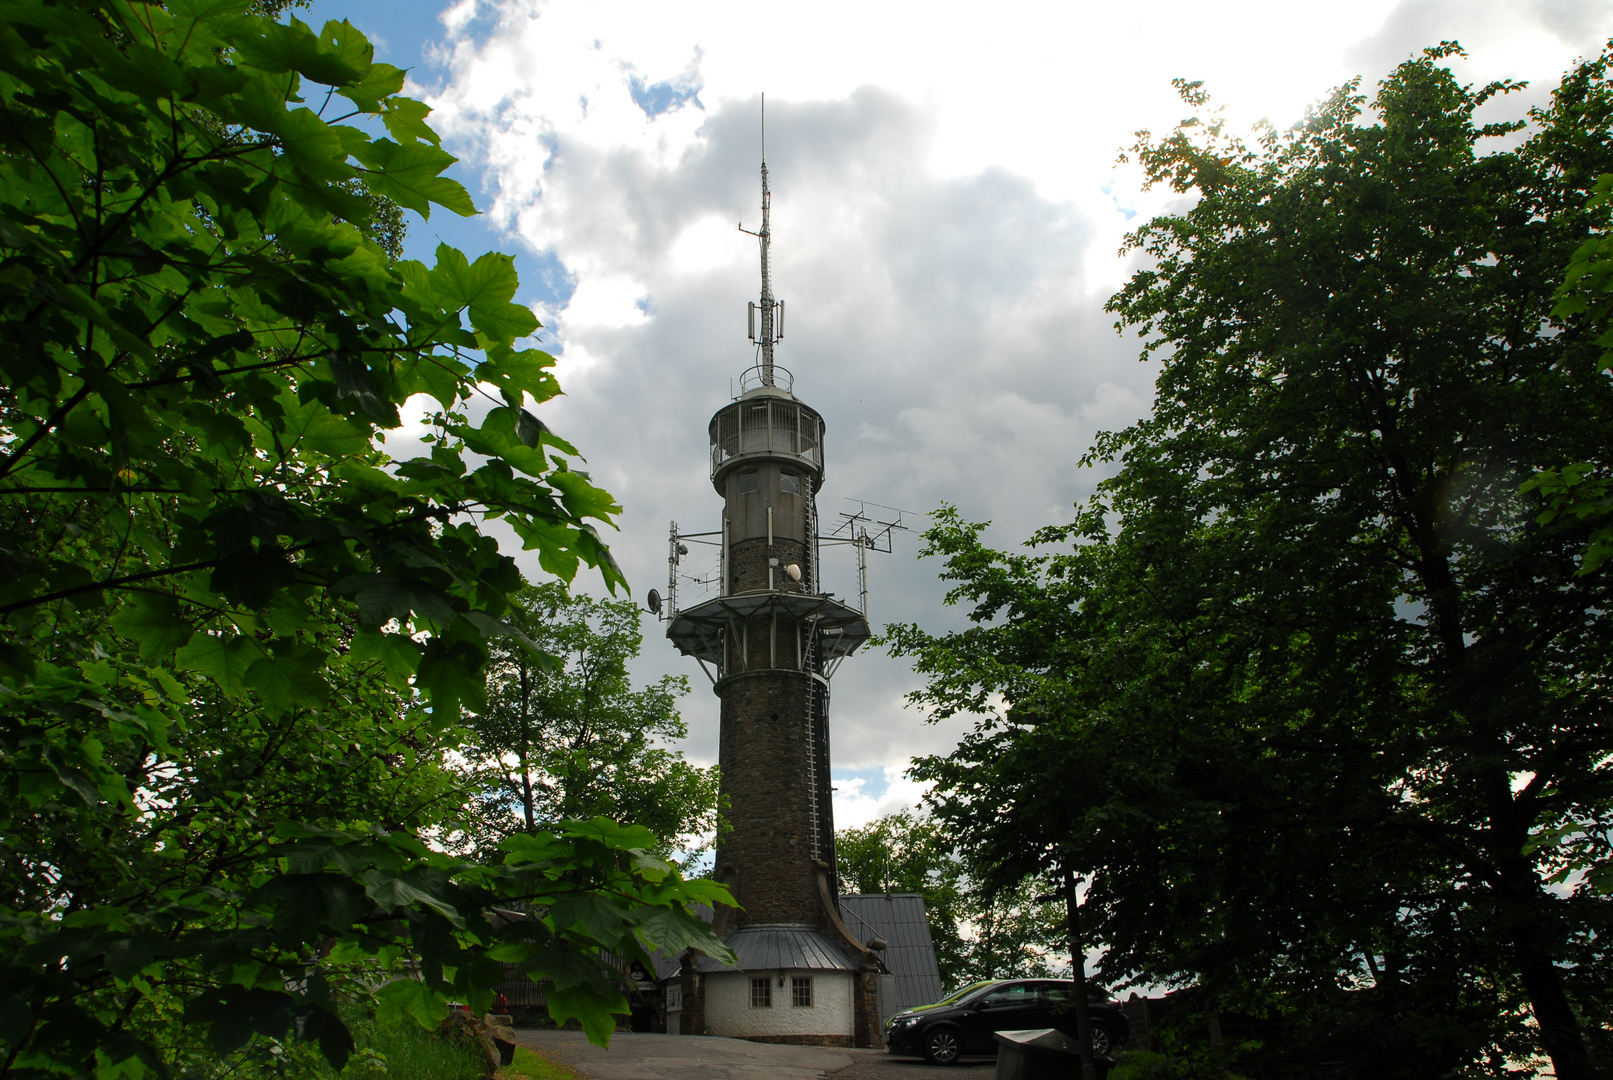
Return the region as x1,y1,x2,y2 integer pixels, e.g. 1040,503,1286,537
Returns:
828,501,915,623
739,94,782,387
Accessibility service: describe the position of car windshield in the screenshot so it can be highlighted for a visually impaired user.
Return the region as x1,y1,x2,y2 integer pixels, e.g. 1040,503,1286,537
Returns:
931,980,1000,1007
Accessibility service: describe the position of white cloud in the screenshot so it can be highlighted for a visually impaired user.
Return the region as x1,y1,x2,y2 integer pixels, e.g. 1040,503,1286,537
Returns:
832,763,934,833
556,274,649,329
410,0,1609,785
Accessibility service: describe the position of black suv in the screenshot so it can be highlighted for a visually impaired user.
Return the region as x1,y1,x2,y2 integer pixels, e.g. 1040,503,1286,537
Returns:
885,979,1129,1064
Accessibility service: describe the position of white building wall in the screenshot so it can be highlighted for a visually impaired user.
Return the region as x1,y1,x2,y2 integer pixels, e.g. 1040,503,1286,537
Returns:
702,970,855,1038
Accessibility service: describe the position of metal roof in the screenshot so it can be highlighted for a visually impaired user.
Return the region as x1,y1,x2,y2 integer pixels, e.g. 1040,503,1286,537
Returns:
691,923,858,973
666,591,870,665
837,894,945,1013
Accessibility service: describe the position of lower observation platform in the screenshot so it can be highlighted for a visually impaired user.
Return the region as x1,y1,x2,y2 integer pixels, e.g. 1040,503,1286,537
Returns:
666,590,871,669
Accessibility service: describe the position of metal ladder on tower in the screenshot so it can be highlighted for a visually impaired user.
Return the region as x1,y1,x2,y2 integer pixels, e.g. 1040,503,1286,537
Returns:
803,623,822,862
804,488,818,593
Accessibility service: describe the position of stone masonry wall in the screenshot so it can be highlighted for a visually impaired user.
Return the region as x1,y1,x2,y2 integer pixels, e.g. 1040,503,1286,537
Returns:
852,962,882,1049
728,536,809,595
715,668,822,927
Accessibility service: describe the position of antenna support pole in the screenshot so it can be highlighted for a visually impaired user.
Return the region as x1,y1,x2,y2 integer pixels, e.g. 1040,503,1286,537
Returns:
740,94,782,387
758,153,775,385
857,527,869,620
667,520,680,617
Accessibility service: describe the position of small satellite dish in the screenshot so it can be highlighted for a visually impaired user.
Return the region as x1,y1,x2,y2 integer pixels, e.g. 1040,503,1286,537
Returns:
646,589,662,615
785,563,802,582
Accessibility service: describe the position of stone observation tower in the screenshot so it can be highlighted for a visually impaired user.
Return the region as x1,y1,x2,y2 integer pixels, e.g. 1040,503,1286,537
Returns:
655,119,889,1048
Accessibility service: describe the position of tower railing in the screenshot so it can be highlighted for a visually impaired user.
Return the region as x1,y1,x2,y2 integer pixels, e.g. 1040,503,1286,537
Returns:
739,363,792,395
709,396,823,478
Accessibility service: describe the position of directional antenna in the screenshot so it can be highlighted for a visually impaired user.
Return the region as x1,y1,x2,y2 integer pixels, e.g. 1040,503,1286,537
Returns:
739,93,783,386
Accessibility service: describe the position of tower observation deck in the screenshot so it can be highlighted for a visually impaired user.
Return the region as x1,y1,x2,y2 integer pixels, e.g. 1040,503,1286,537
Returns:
659,112,887,1048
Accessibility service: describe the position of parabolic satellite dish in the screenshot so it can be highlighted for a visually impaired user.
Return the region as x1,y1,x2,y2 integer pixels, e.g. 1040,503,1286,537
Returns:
646,588,662,615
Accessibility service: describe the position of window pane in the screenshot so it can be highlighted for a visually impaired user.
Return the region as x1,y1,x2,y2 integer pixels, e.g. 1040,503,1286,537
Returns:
779,472,800,495
750,977,772,1008
738,470,758,495
792,976,813,1007
984,985,1033,1006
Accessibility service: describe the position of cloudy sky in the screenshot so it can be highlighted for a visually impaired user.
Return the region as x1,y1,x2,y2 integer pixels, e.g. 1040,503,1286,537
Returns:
309,0,1611,832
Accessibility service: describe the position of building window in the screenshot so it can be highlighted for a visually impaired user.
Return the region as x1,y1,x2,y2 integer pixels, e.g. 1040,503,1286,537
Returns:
750,977,771,1008
779,472,801,495
791,976,813,1007
738,469,758,495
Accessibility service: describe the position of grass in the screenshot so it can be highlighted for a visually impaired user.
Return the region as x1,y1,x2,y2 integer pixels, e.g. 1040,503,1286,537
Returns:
340,1010,485,1080
497,1046,578,1080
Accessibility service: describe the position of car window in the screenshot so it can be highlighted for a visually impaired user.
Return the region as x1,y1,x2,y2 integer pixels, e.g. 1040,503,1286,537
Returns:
1041,985,1072,1004
981,985,1036,1008
933,981,999,1007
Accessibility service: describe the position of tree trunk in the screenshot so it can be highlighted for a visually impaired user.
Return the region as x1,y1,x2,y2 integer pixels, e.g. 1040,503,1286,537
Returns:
1515,943,1599,1080
519,663,536,832
1064,866,1098,1080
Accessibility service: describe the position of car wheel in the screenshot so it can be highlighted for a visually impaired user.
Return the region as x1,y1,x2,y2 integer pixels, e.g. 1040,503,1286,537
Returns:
1089,1025,1112,1058
922,1027,961,1065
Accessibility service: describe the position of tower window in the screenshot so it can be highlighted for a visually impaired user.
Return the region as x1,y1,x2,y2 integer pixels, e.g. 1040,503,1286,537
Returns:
750,977,772,1007
779,472,801,495
791,976,813,1007
737,470,758,495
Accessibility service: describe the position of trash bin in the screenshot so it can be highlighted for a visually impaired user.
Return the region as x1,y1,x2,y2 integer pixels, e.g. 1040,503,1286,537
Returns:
994,1028,1110,1080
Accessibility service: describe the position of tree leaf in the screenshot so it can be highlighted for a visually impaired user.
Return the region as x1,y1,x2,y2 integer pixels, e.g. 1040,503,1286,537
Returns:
244,645,330,715
233,17,363,85
295,1004,355,1071
109,593,193,660
348,628,422,689
360,870,465,925
380,95,437,144
344,576,458,629
374,979,449,1030
549,893,627,944
544,983,627,1048
356,140,476,218
176,633,261,697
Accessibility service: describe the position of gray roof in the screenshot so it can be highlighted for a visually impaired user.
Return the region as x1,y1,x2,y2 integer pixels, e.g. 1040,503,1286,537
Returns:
692,923,858,973
837,894,945,1013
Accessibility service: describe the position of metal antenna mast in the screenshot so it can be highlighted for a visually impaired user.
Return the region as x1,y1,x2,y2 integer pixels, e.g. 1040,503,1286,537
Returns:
741,94,783,387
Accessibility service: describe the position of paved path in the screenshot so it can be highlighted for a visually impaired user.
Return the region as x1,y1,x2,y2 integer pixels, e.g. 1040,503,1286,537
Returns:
509,1031,997,1080
827,1052,997,1080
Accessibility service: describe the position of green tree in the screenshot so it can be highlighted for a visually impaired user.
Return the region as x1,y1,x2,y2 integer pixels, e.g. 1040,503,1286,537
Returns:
1530,172,1613,586
957,879,1066,984
888,45,1613,1080
837,811,967,986
462,583,719,857
0,2,731,1077
837,810,1064,988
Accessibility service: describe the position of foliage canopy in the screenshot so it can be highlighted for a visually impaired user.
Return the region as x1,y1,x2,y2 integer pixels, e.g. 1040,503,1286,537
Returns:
837,810,1064,989
461,583,719,858
0,3,729,1078
887,44,1613,1080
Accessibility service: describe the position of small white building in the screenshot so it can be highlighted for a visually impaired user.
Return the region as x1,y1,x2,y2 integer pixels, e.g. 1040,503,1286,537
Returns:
667,924,860,1043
